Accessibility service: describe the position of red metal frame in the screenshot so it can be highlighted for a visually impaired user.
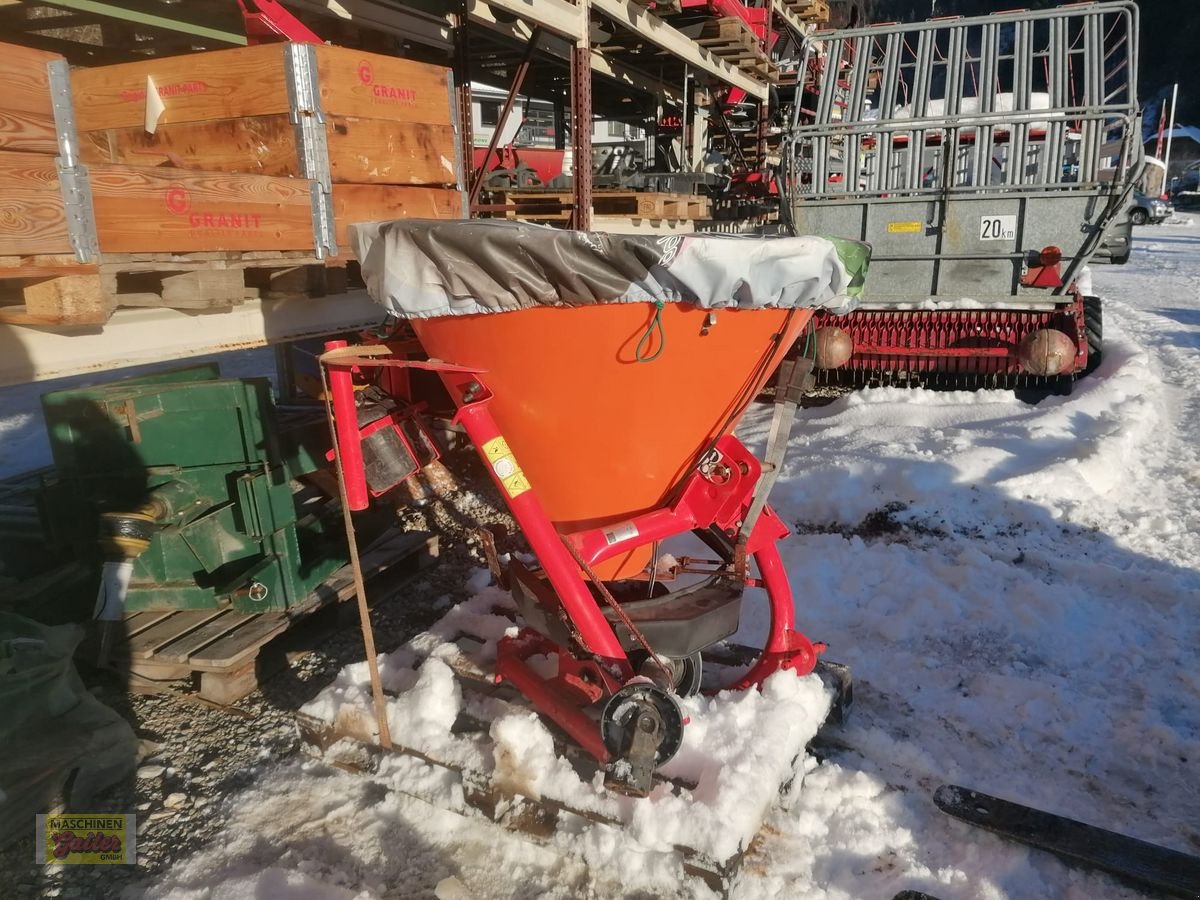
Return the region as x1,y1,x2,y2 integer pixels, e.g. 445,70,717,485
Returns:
236,0,322,44
322,344,819,767
471,146,567,188
816,293,1089,378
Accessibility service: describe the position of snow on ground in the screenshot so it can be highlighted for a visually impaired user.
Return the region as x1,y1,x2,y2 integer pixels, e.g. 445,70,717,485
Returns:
728,222,1200,899
6,226,1199,898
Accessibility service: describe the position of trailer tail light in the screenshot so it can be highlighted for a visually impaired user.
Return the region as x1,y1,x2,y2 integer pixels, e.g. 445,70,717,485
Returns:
1039,245,1063,267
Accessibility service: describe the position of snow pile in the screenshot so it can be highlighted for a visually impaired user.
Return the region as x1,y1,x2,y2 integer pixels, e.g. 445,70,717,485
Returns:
299,585,833,876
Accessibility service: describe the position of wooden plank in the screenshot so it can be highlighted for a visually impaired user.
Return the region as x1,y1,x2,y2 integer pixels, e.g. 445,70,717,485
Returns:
81,115,459,187
0,255,94,278
153,609,250,664
0,150,71,256
125,609,229,660
0,103,57,157
71,43,454,133
198,659,259,705
314,44,453,125
88,164,317,254
79,114,302,173
124,609,179,638
0,42,61,155
70,43,290,132
113,267,246,309
326,118,458,185
21,272,113,324
189,612,290,669
331,185,463,249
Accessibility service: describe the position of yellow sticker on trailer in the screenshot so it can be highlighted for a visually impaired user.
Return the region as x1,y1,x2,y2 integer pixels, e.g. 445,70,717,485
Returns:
887,221,923,234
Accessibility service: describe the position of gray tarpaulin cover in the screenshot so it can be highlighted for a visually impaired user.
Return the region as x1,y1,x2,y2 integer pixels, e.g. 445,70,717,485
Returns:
351,219,864,319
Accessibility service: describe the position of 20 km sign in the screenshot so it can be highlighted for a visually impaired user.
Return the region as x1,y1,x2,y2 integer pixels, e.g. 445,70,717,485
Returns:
979,215,1017,241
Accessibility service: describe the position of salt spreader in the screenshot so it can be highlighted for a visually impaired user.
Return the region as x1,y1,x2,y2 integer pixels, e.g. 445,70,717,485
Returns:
322,220,867,793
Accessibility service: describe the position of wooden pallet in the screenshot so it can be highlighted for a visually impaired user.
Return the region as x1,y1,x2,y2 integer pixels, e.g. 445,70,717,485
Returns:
688,17,781,82
781,0,831,24
0,250,357,325
498,190,711,222
111,529,438,704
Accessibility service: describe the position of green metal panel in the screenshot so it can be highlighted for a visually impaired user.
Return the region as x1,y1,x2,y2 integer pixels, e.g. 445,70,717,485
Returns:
35,0,248,45
37,373,348,614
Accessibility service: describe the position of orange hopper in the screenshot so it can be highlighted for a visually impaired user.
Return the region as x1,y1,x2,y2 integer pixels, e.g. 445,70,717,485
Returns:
413,304,810,578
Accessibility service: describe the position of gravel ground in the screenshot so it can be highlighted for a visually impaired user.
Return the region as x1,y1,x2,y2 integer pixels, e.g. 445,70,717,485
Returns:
2,450,520,899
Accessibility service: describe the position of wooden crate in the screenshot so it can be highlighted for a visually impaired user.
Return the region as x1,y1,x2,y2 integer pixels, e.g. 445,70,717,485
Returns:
0,42,465,326
72,43,459,187
0,43,62,155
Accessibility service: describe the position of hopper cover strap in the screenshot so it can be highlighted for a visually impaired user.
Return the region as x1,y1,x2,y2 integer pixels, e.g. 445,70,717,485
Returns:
351,219,867,320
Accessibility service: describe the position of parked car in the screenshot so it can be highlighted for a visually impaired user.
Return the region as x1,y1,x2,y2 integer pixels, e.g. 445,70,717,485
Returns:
1130,190,1172,225
1168,167,1200,209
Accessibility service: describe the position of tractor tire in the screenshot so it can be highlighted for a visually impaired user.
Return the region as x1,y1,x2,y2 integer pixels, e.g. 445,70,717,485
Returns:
1110,250,1130,265
1082,296,1103,377
1130,208,1149,226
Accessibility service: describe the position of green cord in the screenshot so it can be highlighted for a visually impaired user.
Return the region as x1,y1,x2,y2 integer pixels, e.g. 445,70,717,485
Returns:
802,317,817,361
635,301,667,362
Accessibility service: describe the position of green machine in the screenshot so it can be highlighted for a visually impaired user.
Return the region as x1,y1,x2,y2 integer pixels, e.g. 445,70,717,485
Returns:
38,364,350,614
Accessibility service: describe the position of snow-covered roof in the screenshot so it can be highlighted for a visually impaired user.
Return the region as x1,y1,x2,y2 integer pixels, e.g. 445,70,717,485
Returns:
1144,124,1200,145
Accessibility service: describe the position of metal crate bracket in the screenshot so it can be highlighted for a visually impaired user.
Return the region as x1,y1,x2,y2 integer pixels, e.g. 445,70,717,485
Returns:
47,58,99,263
285,42,337,259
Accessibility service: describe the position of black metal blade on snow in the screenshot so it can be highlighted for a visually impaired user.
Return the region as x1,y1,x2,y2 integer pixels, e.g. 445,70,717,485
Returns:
934,784,1200,898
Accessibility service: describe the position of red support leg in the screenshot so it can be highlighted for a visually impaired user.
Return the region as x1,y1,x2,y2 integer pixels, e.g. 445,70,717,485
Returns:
732,540,824,689
443,375,630,667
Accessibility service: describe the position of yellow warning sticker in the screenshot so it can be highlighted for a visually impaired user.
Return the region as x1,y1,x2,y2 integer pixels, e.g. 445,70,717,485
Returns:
481,437,511,461
481,437,530,498
886,221,923,234
500,471,531,498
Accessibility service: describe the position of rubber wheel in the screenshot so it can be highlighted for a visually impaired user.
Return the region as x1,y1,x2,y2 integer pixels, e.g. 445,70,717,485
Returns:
1082,296,1102,377
1130,208,1149,226
1110,250,1130,265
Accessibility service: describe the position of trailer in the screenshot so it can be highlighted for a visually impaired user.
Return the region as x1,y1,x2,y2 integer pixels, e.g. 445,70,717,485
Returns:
783,1,1141,388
